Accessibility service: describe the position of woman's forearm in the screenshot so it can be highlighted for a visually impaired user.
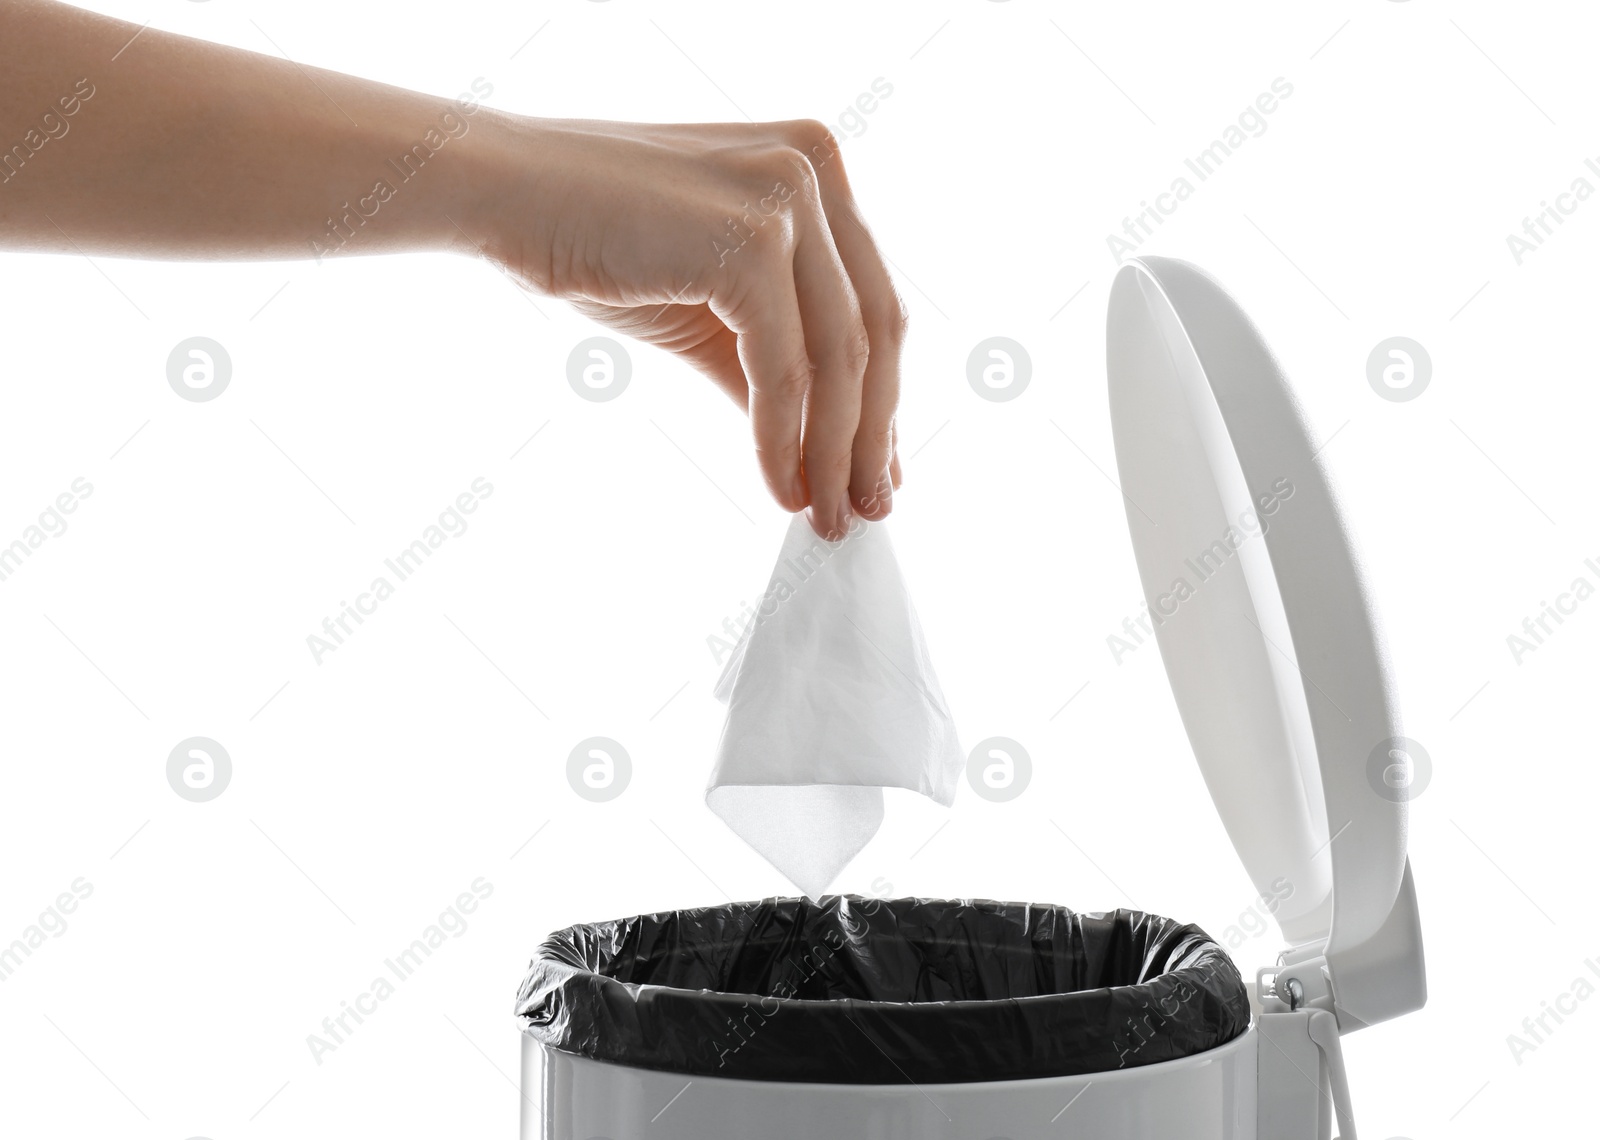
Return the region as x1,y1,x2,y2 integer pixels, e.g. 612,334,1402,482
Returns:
0,0,510,260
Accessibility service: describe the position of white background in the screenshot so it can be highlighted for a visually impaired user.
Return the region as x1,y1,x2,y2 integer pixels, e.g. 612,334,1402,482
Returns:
2,1,1596,1137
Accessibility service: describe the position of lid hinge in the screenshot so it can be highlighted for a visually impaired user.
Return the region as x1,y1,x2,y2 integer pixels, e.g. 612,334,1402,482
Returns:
1257,954,1336,1016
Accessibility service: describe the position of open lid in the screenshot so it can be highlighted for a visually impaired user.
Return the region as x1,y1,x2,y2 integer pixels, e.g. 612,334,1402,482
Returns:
1105,257,1425,1032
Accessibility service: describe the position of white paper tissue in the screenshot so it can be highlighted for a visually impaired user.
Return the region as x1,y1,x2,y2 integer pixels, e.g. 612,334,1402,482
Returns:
706,514,963,898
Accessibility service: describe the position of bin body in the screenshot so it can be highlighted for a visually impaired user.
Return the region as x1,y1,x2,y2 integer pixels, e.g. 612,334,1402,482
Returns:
521,1029,1257,1140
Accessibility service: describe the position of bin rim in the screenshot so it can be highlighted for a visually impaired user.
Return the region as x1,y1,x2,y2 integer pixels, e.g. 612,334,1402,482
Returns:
515,895,1251,1084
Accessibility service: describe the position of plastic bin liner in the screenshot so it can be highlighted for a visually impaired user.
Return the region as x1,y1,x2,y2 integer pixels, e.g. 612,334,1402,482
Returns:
515,896,1250,1084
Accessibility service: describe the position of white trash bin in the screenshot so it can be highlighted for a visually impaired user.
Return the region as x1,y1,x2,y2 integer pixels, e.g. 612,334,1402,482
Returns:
515,256,1427,1140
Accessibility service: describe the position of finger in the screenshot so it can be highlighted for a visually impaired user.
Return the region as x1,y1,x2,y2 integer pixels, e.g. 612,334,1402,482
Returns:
785,122,904,520
889,418,903,489
707,249,810,512
827,212,905,520
791,198,868,540
675,321,748,410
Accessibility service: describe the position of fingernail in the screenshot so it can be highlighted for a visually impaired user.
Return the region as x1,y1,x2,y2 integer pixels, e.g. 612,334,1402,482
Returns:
788,471,807,512
836,491,854,538
856,468,893,520
806,501,829,538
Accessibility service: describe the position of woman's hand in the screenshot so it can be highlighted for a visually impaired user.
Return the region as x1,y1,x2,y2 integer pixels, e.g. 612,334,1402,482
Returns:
0,3,905,537
468,118,906,538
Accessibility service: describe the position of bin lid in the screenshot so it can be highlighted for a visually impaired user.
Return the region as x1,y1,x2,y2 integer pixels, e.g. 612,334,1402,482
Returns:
1105,257,1425,1031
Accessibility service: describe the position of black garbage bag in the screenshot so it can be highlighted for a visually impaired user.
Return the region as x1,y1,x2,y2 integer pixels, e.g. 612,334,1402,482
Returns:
514,896,1250,1084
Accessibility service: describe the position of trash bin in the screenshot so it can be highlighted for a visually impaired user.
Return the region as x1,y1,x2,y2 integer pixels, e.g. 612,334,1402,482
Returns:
516,257,1428,1139
517,897,1254,1137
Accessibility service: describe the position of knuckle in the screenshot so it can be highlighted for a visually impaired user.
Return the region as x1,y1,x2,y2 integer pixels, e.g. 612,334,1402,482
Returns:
859,421,894,454
837,325,871,377
865,291,910,347
768,355,813,401
763,145,818,200
782,119,841,162
718,147,812,222
890,293,911,343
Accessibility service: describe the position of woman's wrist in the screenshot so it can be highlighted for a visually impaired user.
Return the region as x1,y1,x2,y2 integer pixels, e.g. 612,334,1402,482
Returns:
446,110,565,285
